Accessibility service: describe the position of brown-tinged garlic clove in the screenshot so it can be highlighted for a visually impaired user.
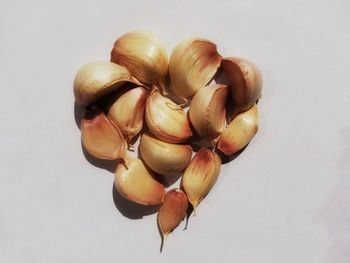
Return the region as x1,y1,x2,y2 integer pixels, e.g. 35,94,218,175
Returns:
81,111,126,160
111,30,168,89
145,88,192,143
158,189,188,240
221,57,262,114
73,61,142,108
169,38,222,99
189,84,228,142
218,104,259,155
108,86,148,143
140,133,192,177
181,148,221,210
115,155,165,206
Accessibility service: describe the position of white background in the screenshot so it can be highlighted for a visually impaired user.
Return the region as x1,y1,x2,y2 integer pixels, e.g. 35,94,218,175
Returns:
1,0,349,262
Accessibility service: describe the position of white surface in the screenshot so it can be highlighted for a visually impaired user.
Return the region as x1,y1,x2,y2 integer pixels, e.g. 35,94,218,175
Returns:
1,0,349,262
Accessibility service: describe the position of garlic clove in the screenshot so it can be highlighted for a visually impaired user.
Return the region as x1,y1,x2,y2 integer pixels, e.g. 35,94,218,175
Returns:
73,61,142,108
140,133,192,177
218,104,259,155
189,84,228,142
181,148,221,209
145,88,193,143
169,38,222,99
108,86,148,143
221,57,262,115
111,30,168,89
81,111,127,160
158,189,188,240
115,155,165,206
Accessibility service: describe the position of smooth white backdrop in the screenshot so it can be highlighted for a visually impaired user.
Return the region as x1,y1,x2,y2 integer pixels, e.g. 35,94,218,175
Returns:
1,0,349,262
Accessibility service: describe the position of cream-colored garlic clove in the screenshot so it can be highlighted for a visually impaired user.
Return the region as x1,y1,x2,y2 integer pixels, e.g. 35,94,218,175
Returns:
189,84,228,142
108,86,148,143
169,38,222,99
158,189,188,240
140,133,192,177
81,111,126,160
73,61,142,107
221,57,262,114
115,155,165,206
111,30,168,88
181,148,221,210
218,104,259,155
145,88,192,143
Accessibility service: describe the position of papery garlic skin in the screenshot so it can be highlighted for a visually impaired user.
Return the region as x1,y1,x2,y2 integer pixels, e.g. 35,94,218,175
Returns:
181,148,221,209
169,38,222,99
115,155,165,206
81,111,126,160
218,104,259,155
221,57,262,114
189,84,228,141
108,87,147,142
145,89,192,143
111,30,168,88
140,133,192,176
158,189,188,238
73,61,141,107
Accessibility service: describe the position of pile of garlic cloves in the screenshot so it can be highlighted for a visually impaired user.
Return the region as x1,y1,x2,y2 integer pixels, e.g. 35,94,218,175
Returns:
73,30,262,249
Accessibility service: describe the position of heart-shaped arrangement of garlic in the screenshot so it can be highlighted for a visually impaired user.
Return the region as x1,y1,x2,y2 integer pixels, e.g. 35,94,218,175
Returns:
73,30,262,250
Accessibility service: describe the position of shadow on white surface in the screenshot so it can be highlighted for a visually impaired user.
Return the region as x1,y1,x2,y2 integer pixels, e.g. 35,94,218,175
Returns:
112,184,160,219
82,146,119,173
